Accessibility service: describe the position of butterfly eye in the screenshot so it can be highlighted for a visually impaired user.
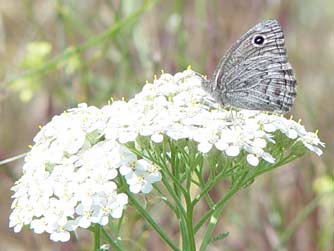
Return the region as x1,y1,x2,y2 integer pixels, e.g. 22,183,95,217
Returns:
252,35,266,46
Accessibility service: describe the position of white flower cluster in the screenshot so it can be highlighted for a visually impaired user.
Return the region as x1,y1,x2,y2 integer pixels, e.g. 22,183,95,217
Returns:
10,69,324,242
10,105,161,242
103,70,324,163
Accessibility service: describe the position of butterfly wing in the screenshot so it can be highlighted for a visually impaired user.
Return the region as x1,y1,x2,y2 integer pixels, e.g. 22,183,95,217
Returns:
210,20,296,112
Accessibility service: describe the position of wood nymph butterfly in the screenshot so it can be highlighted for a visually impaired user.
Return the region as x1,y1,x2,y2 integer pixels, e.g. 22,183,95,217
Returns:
202,20,296,113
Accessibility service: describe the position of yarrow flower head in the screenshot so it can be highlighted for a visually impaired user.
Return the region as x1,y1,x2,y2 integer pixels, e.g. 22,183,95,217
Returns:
10,69,324,242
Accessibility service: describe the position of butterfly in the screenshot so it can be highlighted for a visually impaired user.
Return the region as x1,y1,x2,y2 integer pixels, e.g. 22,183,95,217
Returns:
202,20,297,113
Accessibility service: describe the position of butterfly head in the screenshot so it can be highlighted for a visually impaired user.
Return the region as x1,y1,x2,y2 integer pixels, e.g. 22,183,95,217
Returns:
201,77,226,106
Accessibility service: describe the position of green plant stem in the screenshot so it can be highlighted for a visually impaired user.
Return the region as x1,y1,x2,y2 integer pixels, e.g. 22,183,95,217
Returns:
156,179,190,249
128,143,190,249
100,227,126,251
183,190,196,251
168,140,192,250
192,167,228,208
144,147,188,218
164,141,188,196
94,224,101,251
2,0,158,87
144,145,188,197
203,153,299,248
159,172,189,248
195,152,298,251
249,155,299,180
128,192,180,251
107,221,126,250
127,145,188,217
198,170,249,251
195,167,215,207
153,185,177,212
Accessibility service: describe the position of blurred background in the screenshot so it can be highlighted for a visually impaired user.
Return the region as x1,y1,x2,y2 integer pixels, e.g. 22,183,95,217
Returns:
0,0,333,250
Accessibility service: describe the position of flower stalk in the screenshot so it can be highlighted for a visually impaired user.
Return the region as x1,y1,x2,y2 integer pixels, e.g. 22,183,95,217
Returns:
93,225,101,251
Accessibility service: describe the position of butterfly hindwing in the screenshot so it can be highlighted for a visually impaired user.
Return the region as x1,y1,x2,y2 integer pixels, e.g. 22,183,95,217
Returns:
209,20,296,112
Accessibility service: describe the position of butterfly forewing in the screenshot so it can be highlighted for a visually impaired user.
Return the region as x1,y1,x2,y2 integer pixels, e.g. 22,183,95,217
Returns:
207,19,296,112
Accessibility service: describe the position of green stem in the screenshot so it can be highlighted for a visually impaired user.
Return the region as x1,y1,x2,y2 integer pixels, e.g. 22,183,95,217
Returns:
183,189,196,251
153,181,190,248
168,139,191,250
198,171,249,251
128,192,180,251
193,167,214,207
245,154,300,184
94,224,101,251
100,227,126,251
107,221,126,250
141,145,188,197
144,148,188,218
192,168,230,208
166,141,188,196
157,170,189,247
153,184,177,212
128,143,189,249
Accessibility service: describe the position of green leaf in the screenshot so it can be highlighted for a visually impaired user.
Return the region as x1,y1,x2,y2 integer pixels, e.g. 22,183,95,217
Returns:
210,231,229,243
86,130,104,146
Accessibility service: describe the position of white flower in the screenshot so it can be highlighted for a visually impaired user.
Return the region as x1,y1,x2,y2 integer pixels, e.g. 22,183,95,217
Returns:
75,201,101,228
9,104,130,242
119,148,138,176
9,211,24,233
301,132,324,156
101,244,111,251
247,154,260,166
151,133,164,143
31,218,48,234
122,159,162,194
92,193,128,225
10,69,324,242
49,223,71,242
218,128,243,157
198,141,213,154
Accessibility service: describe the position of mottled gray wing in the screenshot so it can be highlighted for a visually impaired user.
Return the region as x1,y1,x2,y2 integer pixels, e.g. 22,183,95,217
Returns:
210,20,296,112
